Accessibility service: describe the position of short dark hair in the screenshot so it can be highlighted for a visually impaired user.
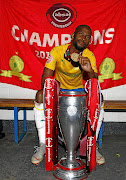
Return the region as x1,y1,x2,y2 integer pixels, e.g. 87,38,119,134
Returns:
74,25,92,35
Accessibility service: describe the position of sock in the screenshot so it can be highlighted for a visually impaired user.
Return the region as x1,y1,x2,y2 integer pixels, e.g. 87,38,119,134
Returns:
34,102,45,144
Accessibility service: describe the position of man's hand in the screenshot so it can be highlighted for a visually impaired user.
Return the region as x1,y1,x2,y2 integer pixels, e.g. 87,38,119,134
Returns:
78,55,93,72
78,55,98,79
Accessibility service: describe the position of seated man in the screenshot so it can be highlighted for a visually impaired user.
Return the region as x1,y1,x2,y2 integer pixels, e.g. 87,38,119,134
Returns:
31,24,105,165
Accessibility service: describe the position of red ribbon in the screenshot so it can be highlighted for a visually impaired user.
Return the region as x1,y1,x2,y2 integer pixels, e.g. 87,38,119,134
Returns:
45,77,54,171
45,77,60,171
87,79,99,171
80,78,99,172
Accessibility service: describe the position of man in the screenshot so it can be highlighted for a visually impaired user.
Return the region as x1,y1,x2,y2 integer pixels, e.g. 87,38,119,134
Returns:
31,25,105,165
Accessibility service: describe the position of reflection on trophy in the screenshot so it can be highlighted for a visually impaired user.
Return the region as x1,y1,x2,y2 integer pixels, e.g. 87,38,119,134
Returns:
53,91,88,180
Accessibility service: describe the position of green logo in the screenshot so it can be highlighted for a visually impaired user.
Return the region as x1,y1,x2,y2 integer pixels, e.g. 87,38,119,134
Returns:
98,58,123,83
0,54,32,82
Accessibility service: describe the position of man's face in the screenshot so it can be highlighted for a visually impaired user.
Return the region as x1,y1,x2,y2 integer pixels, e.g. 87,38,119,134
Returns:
72,27,91,51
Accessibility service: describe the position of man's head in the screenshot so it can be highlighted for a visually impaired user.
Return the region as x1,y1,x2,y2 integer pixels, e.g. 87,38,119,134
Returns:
71,25,92,51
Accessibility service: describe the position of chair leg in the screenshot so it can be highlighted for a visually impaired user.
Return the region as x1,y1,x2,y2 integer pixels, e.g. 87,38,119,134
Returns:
98,123,103,147
14,107,27,144
14,107,18,144
23,109,27,132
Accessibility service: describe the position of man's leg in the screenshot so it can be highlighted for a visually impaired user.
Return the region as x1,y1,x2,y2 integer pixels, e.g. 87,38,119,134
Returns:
31,90,46,165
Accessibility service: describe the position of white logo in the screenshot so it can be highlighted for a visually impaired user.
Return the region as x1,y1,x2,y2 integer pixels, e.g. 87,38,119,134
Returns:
46,137,53,147
67,106,77,116
46,108,52,119
46,79,53,89
47,90,51,105
87,136,94,162
88,136,94,147
52,8,71,23
45,108,52,134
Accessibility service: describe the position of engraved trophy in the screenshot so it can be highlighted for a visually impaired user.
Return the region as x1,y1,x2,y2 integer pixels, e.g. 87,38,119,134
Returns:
53,91,88,180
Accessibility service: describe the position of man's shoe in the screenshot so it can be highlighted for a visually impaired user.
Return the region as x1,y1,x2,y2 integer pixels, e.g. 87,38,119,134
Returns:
96,149,105,165
31,143,45,165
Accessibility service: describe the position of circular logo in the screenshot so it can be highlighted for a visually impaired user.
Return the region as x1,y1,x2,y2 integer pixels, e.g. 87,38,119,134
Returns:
67,106,77,116
9,55,24,72
46,3,77,28
99,58,115,75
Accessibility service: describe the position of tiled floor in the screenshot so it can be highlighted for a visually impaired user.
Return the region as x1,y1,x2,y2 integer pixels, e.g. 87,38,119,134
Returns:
0,132,126,180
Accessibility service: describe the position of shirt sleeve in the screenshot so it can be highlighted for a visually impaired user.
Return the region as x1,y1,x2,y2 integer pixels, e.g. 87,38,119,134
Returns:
89,53,98,73
45,47,58,71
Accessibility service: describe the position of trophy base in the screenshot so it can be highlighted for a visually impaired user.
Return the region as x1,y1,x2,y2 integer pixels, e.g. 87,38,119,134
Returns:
53,158,89,180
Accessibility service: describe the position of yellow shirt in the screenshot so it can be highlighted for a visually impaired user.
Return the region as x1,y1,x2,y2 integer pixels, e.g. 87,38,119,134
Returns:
45,44,97,89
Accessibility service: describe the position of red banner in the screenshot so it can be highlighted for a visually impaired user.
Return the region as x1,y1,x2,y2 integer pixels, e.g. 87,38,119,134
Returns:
0,0,126,90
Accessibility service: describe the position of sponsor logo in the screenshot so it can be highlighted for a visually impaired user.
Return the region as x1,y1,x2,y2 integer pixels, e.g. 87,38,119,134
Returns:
46,108,53,134
46,137,53,147
47,148,51,162
88,136,94,147
46,54,53,64
46,3,77,28
46,78,53,89
47,90,51,105
87,136,94,162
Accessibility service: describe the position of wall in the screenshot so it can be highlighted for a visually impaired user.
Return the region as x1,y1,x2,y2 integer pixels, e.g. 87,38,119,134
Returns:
0,82,126,122
0,83,36,121
102,85,126,122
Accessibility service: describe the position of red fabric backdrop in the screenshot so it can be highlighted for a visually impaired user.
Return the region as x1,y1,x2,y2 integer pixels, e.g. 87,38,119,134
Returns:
0,0,126,90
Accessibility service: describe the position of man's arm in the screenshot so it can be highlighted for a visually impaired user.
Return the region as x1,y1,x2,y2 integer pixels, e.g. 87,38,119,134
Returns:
87,70,98,79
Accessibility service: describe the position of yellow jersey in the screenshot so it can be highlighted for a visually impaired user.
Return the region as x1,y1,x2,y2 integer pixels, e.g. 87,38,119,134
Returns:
45,44,97,89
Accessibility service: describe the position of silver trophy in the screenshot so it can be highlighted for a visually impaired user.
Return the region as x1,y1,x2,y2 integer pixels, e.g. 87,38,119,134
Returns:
53,91,88,180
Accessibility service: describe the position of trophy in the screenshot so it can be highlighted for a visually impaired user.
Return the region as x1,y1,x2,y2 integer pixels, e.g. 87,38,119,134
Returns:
53,91,88,180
